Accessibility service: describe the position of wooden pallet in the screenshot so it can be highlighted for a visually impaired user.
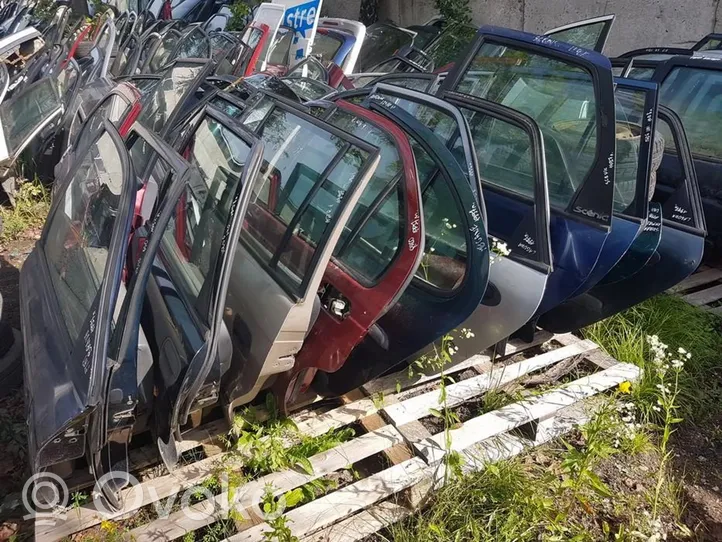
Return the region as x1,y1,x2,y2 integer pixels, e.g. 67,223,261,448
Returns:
669,265,722,314
36,333,640,542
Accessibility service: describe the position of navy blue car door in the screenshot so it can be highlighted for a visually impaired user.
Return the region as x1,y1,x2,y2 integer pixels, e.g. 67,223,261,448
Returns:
439,26,616,333
538,77,659,332
545,106,706,330
315,93,489,397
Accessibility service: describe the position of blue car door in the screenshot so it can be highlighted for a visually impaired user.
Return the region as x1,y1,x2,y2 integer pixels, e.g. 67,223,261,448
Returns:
315,92,490,397
538,77,660,332
544,106,706,330
439,26,617,336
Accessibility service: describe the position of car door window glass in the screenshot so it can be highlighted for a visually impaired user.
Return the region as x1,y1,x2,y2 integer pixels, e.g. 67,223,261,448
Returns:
265,27,293,67
0,78,60,156
137,63,204,134
425,24,477,68
162,116,251,311
311,32,344,64
659,66,722,160
614,86,647,214
209,96,244,119
44,132,125,342
176,28,211,59
325,109,404,283
241,105,370,297
547,22,607,50
456,42,598,208
286,59,325,81
356,24,414,73
149,32,179,72
75,94,131,152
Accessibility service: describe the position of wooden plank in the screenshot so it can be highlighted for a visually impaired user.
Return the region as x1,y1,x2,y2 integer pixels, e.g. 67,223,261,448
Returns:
223,458,430,542
383,340,599,427
342,390,415,466
682,283,722,306
128,425,405,542
553,334,617,369
415,363,640,464
300,502,411,542
705,305,722,315
362,331,554,396
670,268,722,293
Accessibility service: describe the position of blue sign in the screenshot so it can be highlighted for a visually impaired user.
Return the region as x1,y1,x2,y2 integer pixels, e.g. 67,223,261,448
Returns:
279,0,321,62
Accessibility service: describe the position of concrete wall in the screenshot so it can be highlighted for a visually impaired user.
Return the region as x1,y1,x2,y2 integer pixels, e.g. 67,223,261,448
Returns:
358,0,722,56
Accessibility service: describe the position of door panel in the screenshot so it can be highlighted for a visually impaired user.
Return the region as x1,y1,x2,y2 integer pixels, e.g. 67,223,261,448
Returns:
538,78,659,331
439,26,616,325
21,121,135,476
544,14,615,52
316,95,489,397
275,100,423,406
220,94,381,411
541,107,706,331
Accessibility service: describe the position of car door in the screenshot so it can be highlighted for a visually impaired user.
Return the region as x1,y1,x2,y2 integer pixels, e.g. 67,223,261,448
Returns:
544,14,615,53
693,33,722,51
548,106,706,330
652,56,722,259
439,26,616,333
0,76,63,169
315,93,490,398
143,28,181,72
173,93,381,414
271,98,425,409
169,25,212,61
538,78,660,332
21,120,137,487
359,82,552,357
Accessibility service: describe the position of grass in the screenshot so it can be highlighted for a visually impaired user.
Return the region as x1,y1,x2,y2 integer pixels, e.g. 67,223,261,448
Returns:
385,295,719,542
0,178,50,244
584,294,722,422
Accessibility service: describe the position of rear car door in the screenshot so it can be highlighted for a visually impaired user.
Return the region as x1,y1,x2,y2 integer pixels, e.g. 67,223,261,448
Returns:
184,93,381,414
653,56,722,259
550,106,706,329
273,98,425,408
316,92,489,398
440,26,616,332
539,77,660,332
544,14,615,52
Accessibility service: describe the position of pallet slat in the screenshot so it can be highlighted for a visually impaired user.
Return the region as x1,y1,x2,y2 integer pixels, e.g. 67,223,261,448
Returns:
415,363,640,464
670,268,722,293
384,340,598,426
682,283,722,306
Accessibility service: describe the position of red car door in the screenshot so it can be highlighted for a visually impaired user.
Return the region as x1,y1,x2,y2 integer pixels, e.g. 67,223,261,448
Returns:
274,99,424,408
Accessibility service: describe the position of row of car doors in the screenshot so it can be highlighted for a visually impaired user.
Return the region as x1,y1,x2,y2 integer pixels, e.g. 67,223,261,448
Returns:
22,25,706,508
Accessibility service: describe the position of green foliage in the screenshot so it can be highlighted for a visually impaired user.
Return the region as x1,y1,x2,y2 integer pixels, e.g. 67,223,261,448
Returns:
0,177,50,243
227,0,252,32
434,0,471,27
584,294,722,421
261,486,299,542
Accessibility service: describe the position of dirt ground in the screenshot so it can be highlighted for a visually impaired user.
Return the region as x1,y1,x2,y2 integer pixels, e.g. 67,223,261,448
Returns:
1,233,722,541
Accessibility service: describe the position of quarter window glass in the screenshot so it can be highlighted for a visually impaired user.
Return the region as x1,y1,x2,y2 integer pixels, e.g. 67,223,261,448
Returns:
457,42,597,208
241,106,369,296
44,132,125,342
137,63,204,134
547,22,606,50
326,110,404,283
659,66,722,160
162,117,251,310
613,87,646,214
0,78,61,156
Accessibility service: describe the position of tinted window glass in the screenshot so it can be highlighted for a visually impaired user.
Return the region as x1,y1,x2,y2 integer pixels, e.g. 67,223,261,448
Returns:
162,117,251,310
137,63,204,134
326,109,404,282
627,66,656,80
457,41,598,208
241,103,370,296
659,66,722,160
0,78,60,155
697,37,722,51
311,32,343,64
356,24,414,72
547,22,607,50
425,25,476,68
44,132,125,342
